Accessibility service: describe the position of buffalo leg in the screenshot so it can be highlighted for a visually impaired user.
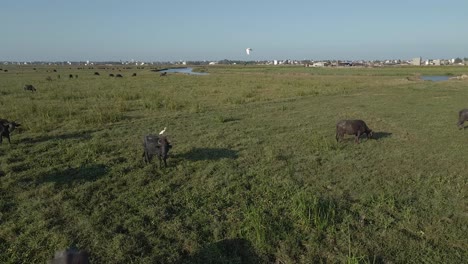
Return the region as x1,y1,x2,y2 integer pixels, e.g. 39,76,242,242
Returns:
144,151,151,164
336,132,344,142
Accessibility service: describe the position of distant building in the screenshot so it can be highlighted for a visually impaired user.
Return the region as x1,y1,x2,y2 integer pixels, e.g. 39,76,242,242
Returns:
412,57,421,66
433,59,441,66
312,62,327,67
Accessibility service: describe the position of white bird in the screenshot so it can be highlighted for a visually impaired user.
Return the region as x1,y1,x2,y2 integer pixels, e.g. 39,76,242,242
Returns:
159,127,167,135
246,48,252,55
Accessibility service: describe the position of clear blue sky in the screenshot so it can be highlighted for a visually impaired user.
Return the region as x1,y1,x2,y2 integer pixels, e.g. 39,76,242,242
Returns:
1,0,467,61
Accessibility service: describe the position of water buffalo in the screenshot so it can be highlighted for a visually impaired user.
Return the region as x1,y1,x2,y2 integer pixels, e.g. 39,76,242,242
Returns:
457,109,468,129
116,74,123,78
0,119,21,144
142,130,172,167
336,119,373,144
23,84,36,92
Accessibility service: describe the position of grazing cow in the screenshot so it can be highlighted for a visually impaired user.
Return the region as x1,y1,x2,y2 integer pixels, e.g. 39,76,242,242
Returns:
116,74,123,78
53,69,57,72
336,119,373,144
4,70,8,72
160,72,167,77
457,109,468,129
0,119,21,144
109,73,114,77
23,84,36,92
132,73,137,77
94,72,100,76
75,74,78,78
142,128,172,167
69,74,73,79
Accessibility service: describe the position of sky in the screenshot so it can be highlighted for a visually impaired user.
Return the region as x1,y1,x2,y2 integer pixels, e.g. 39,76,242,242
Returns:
1,0,467,62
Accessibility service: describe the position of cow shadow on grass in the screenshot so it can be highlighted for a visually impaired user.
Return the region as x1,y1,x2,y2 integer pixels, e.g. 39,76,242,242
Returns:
179,238,261,264
338,132,392,143
20,130,95,144
178,148,238,161
39,164,108,187
372,132,392,140
220,117,241,123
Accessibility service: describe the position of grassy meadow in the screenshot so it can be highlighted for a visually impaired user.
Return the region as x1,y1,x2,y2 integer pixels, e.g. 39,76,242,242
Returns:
0,65,467,263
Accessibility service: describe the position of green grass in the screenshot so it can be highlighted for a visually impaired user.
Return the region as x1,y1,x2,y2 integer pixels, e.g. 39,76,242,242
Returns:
0,65,467,263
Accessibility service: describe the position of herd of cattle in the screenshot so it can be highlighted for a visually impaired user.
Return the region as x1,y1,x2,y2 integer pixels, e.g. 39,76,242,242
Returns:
20,70,170,92
3,68,468,166
3,107,468,167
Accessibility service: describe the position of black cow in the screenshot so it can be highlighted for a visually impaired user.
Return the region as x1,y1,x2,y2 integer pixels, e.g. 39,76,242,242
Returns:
23,84,36,92
0,119,21,144
69,74,73,78
132,73,137,77
160,72,167,77
142,134,172,167
336,119,373,144
94,72,100,76
116,74,123,78
457,109,468,129
109,73,114,77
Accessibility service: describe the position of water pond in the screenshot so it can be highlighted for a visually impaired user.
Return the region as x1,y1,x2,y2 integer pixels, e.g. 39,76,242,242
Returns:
420,76,450,82
158,67,208,75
